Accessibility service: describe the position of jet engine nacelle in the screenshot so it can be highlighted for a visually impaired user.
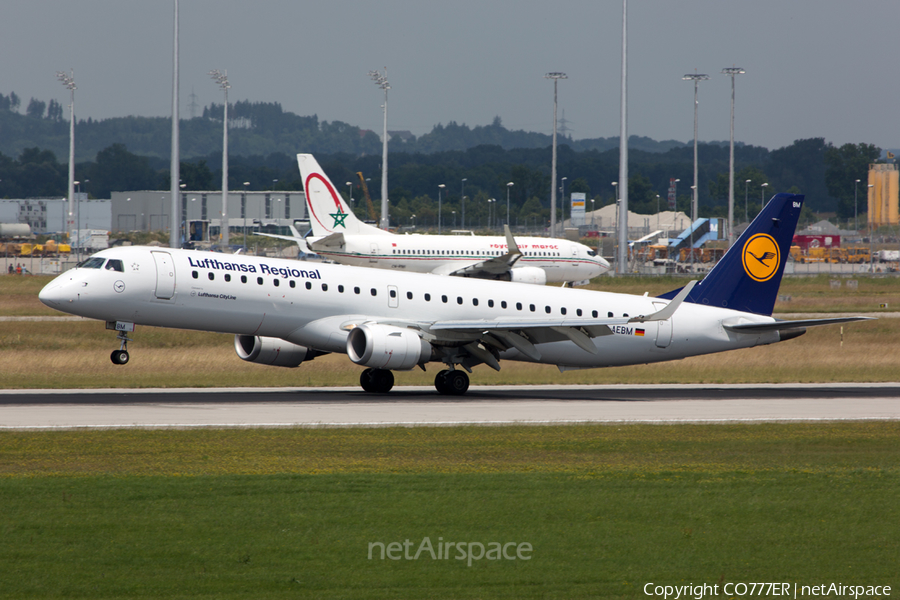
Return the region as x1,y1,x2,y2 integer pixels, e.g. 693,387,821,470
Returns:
234,335,312,368
346,323,431,371
508,266,547,285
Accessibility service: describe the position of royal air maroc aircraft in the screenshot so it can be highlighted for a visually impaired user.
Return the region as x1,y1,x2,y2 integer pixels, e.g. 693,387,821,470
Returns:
270,154,609,285
39,192,870,395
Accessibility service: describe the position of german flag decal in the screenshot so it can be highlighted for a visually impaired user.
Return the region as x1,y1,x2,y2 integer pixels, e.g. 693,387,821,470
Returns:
635,328,645,337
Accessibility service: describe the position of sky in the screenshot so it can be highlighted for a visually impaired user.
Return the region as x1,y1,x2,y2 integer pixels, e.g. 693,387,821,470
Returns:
2,0,898,151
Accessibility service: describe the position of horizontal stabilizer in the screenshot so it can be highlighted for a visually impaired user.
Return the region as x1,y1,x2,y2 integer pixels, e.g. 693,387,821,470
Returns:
724,316,875,332
629,280,696,323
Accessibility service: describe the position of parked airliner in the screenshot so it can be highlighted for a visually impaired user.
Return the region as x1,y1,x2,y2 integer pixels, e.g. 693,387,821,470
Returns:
39,193,869,395
270,154,609,285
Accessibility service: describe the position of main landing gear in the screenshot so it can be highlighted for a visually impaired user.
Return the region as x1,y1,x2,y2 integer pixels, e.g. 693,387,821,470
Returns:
434,369,469,396
110,330,131,365
360,368,394,393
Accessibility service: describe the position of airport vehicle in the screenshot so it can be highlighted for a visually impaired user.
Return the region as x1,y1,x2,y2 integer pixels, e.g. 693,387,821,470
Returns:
38,193,870,395
294,154,609,285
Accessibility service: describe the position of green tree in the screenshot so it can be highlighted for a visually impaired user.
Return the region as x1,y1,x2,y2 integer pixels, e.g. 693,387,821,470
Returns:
86,144,158,198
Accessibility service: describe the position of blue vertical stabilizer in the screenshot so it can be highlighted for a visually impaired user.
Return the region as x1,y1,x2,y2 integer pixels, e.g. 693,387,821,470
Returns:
658,193,803,316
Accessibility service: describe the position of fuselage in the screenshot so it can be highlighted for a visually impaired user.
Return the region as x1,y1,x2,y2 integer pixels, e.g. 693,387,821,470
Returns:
40,246,779,370
308,232,608,282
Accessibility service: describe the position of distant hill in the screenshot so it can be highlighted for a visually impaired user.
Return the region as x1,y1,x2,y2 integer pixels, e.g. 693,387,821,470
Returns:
0,94,690,162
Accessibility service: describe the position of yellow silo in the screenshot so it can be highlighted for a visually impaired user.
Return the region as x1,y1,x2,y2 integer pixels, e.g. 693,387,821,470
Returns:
868,163,899,227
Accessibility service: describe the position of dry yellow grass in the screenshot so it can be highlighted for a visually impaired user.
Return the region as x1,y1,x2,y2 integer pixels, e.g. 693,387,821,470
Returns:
0,317,891,388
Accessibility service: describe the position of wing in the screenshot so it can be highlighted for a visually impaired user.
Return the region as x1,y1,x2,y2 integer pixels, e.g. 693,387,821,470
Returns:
443,224,523,279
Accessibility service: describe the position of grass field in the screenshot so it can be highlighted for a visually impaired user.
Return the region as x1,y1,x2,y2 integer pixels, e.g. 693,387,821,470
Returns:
1,424,898,599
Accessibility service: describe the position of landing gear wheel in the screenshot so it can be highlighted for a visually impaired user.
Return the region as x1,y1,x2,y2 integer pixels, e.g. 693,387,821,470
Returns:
360,368,394,393
443,370,469,396
434,370,451,395
110,349,130,365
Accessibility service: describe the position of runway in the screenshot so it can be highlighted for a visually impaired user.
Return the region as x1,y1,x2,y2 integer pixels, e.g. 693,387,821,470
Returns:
1,383,898,429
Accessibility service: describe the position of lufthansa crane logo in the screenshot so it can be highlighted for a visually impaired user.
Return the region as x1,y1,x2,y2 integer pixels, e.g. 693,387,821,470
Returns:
742,233,780,282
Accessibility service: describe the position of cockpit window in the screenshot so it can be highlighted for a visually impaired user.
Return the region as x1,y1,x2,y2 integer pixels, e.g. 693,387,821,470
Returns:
79,257,106,269
587,250,596,257
105,259,124,272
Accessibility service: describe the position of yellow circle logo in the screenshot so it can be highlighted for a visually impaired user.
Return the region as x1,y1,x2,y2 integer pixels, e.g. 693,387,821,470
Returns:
742,234,780,282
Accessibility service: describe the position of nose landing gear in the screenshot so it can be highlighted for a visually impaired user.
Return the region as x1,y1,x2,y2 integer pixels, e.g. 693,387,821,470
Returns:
110,330,131,365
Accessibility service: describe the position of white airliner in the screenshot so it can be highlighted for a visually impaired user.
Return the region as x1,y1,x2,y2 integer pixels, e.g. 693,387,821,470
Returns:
265,154,609,285
39,193,869,395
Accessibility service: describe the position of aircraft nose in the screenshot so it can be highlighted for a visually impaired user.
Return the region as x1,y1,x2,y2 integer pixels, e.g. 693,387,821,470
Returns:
596,256,611,273
38,281,62,307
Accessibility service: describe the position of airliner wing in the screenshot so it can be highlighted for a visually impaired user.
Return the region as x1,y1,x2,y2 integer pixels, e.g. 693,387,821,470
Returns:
307,232,346,251
442,225,523,279
254,232,314,253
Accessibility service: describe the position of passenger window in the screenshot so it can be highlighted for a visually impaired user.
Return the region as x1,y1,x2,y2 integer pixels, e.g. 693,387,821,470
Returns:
576,309,582,317
488,299,494,308
473,298,479,306
530,304,536,312
338,285,344,293
406,291,413,300
501,301,507,309
241,275,247,284
225,274,231,282
561,307,567,315
257,277,263,285
322,283,328,291
516,302,522,310
545,306,551,314
442,295,448,303
457,297,463,305
273,279,280,287
354,287,360,294
290,280,296,288
371,288,377,296
608,312,613,318
624,313,629,318
192,271,198,279
424,293,431,301
306,282,312,290
593,310,599,318
390,289,397,298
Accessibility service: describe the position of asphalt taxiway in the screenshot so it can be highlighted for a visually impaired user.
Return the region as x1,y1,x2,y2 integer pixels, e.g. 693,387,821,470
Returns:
1,383,898,429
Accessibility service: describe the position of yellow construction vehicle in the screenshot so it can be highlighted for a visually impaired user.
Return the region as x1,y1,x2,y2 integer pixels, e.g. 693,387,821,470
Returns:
356,172,379,222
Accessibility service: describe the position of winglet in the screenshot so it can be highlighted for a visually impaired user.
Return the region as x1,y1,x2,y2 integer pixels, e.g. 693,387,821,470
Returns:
630,280,697,323
504,224,521,256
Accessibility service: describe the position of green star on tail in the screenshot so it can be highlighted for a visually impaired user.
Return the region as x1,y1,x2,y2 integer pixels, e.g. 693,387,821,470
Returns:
330,212,348,228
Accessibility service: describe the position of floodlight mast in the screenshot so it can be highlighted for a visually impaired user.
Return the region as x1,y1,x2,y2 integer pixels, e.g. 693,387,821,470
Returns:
170,0,180,248
210,69,230,247
545,72,567,238
56,69,76,245
683,72,709,271
617,0,628,275
722,67,745,249
370,68,390,229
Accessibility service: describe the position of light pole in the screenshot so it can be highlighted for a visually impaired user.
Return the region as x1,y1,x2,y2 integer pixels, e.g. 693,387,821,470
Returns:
56,69,76,245
452,210,456,229
170,0,180,249
656,194,661,231
560,176,567,231
744,179,751,223
369,68,390,229
590,197,595,227
461,178,467,229
612,181,619,266
209,69,230,248
683,72,709,233
545,72,567,238
761,182,769,211
437,184,446,233
854,179,860,232
722,67,745,248
347,181,353,204
506,182,514,227
243,181,249,250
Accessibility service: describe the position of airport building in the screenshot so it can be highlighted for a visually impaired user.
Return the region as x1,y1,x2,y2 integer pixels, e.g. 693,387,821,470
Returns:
868,163,899,227
109,190,306,239
0,197,110,234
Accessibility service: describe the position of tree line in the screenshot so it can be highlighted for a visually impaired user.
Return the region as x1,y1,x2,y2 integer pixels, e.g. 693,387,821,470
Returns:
0,136,880,231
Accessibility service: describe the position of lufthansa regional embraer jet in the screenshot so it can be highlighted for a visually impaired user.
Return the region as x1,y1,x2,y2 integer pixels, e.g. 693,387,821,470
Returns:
39,193,869,395
274,154,609,285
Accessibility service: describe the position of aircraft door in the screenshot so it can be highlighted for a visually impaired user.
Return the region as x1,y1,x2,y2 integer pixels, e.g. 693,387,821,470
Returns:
652,301,672,348
152,251,176,299
370,242,379,264
388,285,399,308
